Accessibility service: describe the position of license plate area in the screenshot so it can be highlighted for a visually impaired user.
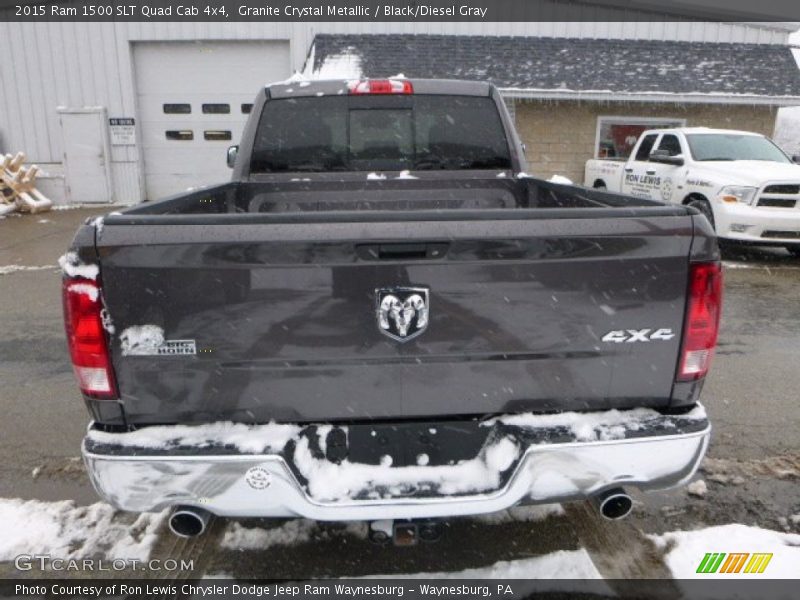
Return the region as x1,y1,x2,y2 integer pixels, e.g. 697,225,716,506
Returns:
295,420,490,468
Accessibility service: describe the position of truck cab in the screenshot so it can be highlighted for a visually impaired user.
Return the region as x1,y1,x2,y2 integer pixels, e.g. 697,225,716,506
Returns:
585,127,800,255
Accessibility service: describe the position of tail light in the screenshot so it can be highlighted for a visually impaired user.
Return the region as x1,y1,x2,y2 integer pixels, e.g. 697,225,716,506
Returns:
677,262,722,381
62,278,118,399
349,79,413,95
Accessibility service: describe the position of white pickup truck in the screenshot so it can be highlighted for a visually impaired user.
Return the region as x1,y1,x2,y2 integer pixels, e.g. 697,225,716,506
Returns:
585,127,800,255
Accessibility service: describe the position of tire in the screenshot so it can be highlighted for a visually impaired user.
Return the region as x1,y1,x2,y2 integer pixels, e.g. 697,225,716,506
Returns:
687,198,715,231
786,246,800,258
593,182,607,190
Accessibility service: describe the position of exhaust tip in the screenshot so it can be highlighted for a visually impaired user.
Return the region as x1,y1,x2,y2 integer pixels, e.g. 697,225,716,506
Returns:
593,488,634,521
169,507,211,538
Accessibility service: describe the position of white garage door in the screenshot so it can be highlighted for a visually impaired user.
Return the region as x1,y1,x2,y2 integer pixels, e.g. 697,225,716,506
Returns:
134,41,290,200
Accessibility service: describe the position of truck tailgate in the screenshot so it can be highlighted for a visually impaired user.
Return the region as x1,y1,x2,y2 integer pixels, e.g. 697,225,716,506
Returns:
97,210,693,424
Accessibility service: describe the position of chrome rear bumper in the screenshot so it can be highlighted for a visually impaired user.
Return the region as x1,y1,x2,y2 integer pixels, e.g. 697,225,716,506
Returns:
83,407,710,521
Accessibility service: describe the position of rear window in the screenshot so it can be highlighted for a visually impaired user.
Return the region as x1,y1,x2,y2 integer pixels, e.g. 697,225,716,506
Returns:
250,95,512,173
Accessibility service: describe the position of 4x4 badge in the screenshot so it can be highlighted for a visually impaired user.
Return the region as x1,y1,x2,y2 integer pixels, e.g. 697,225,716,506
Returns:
376,286,430,342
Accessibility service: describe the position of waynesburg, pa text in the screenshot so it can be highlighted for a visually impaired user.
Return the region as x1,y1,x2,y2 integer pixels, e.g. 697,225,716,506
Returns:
15,583,515,597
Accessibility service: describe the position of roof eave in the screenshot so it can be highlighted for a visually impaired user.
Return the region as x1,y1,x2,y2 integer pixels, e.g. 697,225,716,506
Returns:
499,89,800,106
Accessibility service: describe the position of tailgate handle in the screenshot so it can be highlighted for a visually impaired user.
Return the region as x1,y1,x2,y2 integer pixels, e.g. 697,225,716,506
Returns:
357,243,449,261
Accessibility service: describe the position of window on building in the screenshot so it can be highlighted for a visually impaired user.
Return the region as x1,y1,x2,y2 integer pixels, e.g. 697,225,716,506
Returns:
595,117,685,159
241,103,253,114
165,130,193,141
163,103,191,114
204,130,232,141
202,103,230,114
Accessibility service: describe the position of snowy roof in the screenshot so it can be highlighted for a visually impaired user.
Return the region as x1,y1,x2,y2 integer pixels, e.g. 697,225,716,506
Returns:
308,34,800,105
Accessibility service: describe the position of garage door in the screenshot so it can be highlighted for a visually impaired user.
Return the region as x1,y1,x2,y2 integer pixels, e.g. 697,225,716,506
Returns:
134,41,290,200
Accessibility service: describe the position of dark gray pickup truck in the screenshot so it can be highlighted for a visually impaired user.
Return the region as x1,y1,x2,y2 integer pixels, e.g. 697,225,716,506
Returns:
62,78,720,540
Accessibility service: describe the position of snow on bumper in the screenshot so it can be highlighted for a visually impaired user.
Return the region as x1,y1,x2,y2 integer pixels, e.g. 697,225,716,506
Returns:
82,406,710,521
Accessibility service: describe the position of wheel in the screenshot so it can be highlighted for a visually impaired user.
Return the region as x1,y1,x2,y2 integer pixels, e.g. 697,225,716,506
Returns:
593,182,607,190
786,246,800,258
687,198,715,231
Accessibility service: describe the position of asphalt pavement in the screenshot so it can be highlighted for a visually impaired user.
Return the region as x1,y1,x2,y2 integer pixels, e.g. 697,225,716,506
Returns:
0,207,798,579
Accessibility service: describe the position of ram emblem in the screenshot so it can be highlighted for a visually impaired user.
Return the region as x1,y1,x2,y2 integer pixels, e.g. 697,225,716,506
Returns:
376,287,430,342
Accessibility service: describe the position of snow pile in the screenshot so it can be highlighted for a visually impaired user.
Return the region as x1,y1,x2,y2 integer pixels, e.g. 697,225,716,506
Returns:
0,499,164,562
312,48,362,80
269,71,308,86
687,479,708,498
119,324,165,356
396,170,418,180
487,404,706,443
222,519,317,550
548,174,574,185
87,421,300,454
471,503,565,525
58,252,98,280
221,520,367,550
366,172,386,180
291,434,520,502
654,524,800,581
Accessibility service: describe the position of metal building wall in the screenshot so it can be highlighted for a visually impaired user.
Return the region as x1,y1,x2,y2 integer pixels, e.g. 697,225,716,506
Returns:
0,18,792,204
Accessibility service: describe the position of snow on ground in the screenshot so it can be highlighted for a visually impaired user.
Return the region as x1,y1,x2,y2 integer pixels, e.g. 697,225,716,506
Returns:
221,519,367,550
2,496,798,585
221,519,318,550
653,524,800,581
0,264,58,276
470,503,565,524
548,174,574,185
686,479,708,498
723,261,800,271
0,499,164,562
380,548,606,581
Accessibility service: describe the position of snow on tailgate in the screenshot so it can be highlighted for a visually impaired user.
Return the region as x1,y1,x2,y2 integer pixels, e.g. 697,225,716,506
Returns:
486,403,707,442
58,251,98,280
87,421,301,454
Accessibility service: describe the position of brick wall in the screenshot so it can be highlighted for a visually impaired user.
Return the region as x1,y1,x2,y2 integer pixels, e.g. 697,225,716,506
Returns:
513,100,778,184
